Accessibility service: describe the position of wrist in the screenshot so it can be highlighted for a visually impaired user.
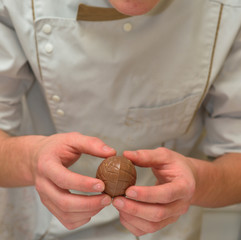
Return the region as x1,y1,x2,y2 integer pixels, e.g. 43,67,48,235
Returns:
0,134,46,187
189,157,220,207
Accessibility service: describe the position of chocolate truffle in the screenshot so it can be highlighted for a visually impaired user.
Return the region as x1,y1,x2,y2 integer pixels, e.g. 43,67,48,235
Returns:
96,156,136,197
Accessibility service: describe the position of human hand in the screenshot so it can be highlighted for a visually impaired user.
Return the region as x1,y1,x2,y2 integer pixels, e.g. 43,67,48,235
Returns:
32,132,116,229
112,147,196,236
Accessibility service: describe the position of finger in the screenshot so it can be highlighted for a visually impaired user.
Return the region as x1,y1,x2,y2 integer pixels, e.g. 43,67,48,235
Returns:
119,216,145,237
36,177,112,213
61,217,92,230
64,132,116,157
123,147,179,168
42,160,105,192
64,218,92,230
41,196,103,229
125,181,189,203
41,194,102,219
113,196,187,222
120,211,179,235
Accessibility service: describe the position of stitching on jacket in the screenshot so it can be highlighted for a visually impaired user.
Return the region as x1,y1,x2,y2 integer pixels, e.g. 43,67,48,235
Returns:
210,0,241,7
31,0,43,80
185,3,224,133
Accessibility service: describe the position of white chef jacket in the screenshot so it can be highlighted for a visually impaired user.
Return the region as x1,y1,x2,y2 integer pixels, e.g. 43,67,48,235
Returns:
1,0,241,239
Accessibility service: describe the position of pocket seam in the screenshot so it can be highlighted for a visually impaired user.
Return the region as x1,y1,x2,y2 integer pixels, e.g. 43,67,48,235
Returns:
125,93,201,126
125,94,201,141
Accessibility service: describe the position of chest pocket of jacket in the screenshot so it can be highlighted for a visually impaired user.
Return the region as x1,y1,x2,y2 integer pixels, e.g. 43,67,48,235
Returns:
125,93,201,145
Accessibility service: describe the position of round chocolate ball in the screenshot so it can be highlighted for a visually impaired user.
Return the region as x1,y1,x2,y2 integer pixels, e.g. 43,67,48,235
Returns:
96,156,137,197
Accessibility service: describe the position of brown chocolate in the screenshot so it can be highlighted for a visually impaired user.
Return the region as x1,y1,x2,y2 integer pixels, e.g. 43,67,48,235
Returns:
96,156,136,197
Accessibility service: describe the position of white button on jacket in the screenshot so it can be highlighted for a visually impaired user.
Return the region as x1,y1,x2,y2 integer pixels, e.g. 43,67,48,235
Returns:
45,43,54,53
52,95,61,103
123,22,132,32
42,24,52,34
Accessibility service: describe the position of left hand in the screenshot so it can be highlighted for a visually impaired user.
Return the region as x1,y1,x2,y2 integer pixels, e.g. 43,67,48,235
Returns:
112,147,197,236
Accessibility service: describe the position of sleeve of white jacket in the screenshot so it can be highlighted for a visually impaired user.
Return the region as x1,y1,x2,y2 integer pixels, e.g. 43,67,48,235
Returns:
202,28,241,157
0,4,34,135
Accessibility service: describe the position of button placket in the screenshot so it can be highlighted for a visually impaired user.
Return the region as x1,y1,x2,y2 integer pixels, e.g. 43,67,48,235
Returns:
41,24,64,119
42,23,54,54
50,95,65,117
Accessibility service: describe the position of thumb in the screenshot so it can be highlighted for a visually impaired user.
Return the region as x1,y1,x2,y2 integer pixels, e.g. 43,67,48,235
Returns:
64,132,116,157
123,147,177,168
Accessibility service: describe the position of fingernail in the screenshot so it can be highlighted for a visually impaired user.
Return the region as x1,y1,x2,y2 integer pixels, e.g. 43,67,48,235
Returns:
113,199,124,209
93,183,104,192
103,145,114,152
126,190,137,198
101,196,111,206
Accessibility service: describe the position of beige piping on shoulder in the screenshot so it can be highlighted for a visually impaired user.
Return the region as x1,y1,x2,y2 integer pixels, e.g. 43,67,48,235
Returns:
185,3,224,133
31,0,43,81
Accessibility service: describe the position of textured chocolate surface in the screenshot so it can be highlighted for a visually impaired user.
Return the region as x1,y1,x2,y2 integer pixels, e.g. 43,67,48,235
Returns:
96,156,136,197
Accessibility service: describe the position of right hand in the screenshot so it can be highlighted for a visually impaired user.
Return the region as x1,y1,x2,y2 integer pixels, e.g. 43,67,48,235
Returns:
32,132,116,230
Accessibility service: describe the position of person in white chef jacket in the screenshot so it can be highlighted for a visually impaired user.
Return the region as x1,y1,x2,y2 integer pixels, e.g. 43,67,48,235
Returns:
0,0,241,239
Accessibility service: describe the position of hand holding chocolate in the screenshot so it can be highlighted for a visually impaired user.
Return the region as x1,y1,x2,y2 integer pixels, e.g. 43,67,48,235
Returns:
96,156,137,197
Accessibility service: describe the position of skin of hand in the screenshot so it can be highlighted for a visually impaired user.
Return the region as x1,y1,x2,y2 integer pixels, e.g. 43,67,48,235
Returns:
112,148,196,236
112,148,241,236
32,132,116,230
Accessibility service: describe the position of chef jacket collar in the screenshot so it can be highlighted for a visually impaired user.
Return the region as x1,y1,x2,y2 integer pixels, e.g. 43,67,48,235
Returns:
76,4,131,21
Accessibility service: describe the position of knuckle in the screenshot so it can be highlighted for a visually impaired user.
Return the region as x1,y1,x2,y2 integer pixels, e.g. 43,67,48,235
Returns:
40,196,48,206
169,216,179,225
35,180,42,194
90,136,99,142
136,232,145,237
90,209,101,217
55,175,67,189
35,178,46,196
180,203,190,215
152,210,164,222
173,216,179,223
59,214,92,230
119,215,126,224
81,135,103,150
89,136,103,146
82,217,91,225
165,188,175,203
135,149,145,158
187,181,196,197
129,204,139,216
64,222,78,230
57,198,70,212
70,131,81,137
36,157,46,176
156,147,171,159
58,211,72,222
80,199,95,211
65,132,81,147
67,131,81,140
64,218,91,230
36,155,52,177
180,179,195,199
145,222,160,234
